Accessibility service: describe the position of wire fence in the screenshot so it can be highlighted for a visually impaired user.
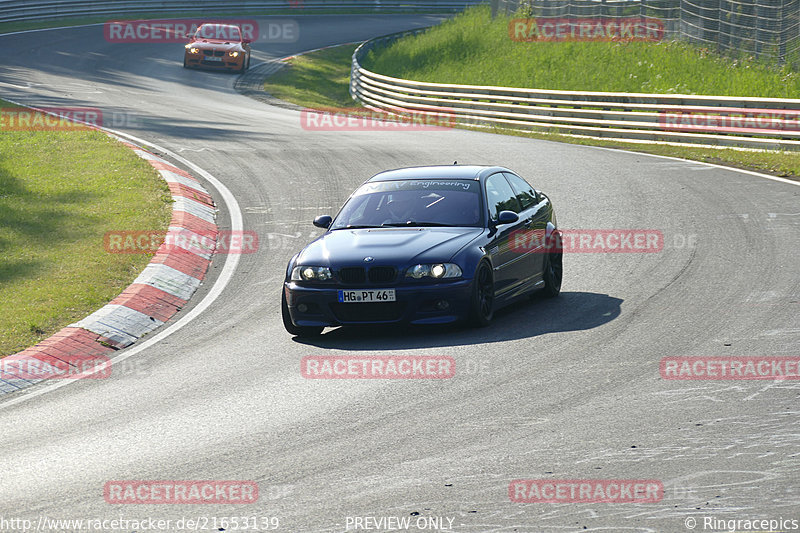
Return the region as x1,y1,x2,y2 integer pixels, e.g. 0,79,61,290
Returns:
492,0,800,68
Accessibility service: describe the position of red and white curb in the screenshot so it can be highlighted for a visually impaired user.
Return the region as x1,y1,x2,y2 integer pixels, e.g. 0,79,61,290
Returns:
0,135,217,394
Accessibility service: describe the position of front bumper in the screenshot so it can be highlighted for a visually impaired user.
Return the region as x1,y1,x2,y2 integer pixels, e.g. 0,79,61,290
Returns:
185,52,244,70
284,279,473,327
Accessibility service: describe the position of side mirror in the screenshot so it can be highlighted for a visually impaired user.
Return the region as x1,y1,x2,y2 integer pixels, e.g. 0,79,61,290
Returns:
313,215,332,229
242,38,251,44
496,210,519,225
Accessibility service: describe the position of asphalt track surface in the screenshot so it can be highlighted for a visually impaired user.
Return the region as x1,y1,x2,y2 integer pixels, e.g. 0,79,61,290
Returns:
1,14,798,533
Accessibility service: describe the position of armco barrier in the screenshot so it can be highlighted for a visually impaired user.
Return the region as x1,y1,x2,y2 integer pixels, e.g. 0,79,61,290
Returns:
0,0,483,24
350,29,800,151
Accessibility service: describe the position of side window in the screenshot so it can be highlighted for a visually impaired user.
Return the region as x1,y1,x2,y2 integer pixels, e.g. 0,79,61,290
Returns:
504,172,539,211
485,174,521,220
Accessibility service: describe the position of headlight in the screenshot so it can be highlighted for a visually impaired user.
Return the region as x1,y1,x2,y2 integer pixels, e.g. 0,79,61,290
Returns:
186,46,200,54
228,51,240,57
291,266,332,281
405,263,462,279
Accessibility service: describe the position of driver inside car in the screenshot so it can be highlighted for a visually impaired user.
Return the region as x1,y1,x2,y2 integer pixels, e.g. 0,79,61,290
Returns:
381,195,419,224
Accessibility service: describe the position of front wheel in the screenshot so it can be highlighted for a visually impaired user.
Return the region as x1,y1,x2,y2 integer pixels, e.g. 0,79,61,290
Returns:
281,290,323,337
468,261,494,327
541,231,563,298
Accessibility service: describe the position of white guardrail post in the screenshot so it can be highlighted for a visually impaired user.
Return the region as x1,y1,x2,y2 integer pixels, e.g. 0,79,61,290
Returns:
350,30,800,151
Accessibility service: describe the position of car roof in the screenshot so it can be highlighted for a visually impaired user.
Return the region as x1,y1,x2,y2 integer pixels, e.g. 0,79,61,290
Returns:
198,23,239,29
367,165,513,182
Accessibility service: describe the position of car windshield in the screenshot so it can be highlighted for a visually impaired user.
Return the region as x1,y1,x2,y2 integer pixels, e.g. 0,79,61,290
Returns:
331,179,482,229
195,25,241,41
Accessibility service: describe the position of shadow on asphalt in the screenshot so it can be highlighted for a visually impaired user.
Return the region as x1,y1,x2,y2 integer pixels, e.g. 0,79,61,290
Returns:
291,291,623,350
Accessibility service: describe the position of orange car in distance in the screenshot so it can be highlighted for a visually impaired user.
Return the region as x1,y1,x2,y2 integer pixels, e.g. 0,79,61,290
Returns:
183,23,251,72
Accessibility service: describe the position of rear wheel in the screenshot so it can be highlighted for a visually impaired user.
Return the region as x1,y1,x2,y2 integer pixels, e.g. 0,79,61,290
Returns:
281,290,323,337
542,231,563,298
468,261,494,327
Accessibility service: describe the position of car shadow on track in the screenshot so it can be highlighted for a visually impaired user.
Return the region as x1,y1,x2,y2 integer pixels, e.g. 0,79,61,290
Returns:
291,291,622,350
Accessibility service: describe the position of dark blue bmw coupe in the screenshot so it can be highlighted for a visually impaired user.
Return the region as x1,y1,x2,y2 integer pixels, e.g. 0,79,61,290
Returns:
281,165,562,336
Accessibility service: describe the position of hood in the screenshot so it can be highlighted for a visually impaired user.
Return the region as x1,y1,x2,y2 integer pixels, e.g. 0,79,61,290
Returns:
190,39,243,51
296,227,483,267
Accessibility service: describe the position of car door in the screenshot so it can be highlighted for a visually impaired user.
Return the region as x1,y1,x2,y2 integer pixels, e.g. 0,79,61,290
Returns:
484,173,525,298
504,172,550,287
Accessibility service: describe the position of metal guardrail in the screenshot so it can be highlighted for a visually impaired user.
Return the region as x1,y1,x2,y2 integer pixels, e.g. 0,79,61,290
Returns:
350,29,800,151
0,0,484,24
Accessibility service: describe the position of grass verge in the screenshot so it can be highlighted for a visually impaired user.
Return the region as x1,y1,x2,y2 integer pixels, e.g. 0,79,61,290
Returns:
0,102,173,356
364,5,800,98
260,42,800,180
263,44,361,109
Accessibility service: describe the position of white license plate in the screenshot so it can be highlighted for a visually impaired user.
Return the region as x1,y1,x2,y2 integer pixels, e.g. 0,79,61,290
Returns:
338,289,396,303
205,56,223,61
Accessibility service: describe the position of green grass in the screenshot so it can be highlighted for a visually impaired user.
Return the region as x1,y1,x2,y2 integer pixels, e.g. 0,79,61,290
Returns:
260,43,800,181
263,44,362,109
0,105,173,356
364,5,800,98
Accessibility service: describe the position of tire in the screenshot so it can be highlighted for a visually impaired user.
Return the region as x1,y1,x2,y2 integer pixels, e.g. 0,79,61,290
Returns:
541,231,563,298
183,56,189,68
281,290,323,337
468,261,494,327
